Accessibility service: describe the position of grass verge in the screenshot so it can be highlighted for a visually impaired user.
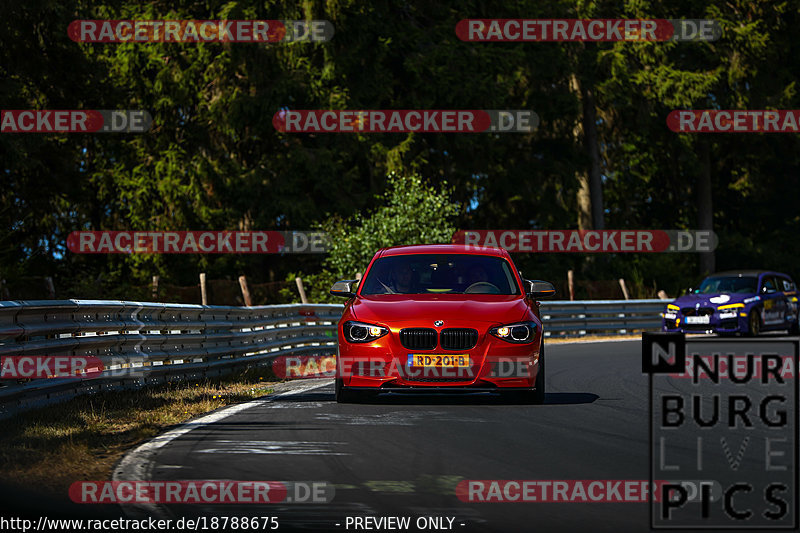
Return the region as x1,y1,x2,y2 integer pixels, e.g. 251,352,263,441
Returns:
0,366,279,501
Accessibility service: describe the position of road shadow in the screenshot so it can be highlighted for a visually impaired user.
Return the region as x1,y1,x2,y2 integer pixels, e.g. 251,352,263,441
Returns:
270,391,333,403
542,392,599,405
346,391,599,406
269,388,600,406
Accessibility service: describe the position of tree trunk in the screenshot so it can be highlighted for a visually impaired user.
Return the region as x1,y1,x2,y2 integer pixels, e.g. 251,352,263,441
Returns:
582,83,605,230
570,72,604,231
697,141,715,276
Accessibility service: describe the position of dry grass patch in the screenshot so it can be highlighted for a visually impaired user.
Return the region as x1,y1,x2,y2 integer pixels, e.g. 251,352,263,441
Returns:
545,334,642,344
0,367,278,500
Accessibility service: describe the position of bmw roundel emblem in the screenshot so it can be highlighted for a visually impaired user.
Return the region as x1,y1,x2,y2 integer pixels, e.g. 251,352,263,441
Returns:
434,320,444,327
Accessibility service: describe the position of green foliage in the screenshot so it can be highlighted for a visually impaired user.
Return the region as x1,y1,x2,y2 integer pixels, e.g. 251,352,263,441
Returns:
2,0,799,301
292,172,460,303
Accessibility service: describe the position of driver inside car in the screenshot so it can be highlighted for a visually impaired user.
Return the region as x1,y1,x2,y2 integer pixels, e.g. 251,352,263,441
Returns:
467,264,489,285
392,263,415,293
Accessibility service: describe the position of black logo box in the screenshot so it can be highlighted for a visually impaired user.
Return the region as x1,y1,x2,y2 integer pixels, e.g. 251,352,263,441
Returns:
643,333,799,530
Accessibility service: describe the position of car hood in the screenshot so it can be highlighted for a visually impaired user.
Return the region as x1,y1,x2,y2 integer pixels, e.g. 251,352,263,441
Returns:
671,293,753,308
351,294,529,325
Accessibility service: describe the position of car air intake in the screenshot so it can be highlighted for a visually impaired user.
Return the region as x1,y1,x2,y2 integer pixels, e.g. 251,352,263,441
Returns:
682,307,715,316
440,328,478,350
399,328,437,350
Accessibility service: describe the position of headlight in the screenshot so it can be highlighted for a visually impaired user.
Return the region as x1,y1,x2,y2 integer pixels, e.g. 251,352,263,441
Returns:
343,321,388,343
490,321,537,343
718,303,744,319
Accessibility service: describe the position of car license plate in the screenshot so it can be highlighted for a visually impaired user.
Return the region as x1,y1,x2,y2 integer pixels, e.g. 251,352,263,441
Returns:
685,316,710,324
407,354,470,367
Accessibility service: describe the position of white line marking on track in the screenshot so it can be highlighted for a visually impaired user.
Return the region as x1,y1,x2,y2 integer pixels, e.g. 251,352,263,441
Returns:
113,379,333,519
195,439,349,455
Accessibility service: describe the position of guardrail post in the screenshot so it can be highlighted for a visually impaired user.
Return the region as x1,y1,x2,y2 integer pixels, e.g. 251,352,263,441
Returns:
200,273,207,305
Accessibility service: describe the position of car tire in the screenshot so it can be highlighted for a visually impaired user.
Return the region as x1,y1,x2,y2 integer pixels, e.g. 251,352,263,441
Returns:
335,377,372,403
335,377,353,403
531,344,546,404
747,309,761,337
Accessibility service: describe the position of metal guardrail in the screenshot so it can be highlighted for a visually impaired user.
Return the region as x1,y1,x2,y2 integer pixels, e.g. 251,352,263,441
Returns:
540,299,667,337
0,300,342,417
0,298,667,416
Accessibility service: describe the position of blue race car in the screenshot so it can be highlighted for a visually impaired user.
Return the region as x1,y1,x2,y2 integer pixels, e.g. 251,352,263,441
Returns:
662,270,799,336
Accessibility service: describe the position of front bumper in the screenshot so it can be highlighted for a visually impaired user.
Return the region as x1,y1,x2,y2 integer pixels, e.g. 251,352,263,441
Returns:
662,311,747,334
337,325,541,389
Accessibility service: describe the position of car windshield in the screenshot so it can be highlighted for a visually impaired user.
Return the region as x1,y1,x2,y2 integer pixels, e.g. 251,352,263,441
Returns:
694,275,758,294
361,254,519,295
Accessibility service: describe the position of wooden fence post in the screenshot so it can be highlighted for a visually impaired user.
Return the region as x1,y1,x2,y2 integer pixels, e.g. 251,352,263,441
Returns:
199,273,207,305
239,275,252,307
618,278,630,300
45,277,55,299
152,275,159,300
567,270,574,301
295,277,308,304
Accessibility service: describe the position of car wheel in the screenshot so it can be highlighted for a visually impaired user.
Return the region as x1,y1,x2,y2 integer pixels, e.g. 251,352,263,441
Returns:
748,309,761,337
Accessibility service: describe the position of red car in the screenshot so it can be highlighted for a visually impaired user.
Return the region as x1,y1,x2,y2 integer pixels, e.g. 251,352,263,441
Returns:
330,244,555,403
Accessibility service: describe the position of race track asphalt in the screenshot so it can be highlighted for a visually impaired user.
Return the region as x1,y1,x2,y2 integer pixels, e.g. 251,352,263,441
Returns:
116,339,661,532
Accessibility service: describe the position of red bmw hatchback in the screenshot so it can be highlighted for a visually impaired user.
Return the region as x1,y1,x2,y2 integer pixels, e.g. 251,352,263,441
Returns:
330,244,555,403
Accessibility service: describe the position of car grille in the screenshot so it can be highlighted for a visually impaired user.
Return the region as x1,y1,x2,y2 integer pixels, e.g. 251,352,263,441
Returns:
399,328,437,350
440,328,478,350
681,307,715,317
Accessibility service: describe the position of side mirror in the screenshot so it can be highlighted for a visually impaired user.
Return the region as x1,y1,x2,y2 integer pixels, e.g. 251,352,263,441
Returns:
525,279,556,299
330,280,358,298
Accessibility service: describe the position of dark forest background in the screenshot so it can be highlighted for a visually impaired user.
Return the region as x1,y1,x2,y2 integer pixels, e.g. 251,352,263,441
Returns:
1,0,798,303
